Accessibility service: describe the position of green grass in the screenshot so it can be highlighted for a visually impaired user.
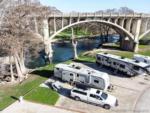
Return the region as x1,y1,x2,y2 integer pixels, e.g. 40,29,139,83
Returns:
24,87,59,105
0,64,56,110
55,28,91,40
79,45,150,60
0,75,47,110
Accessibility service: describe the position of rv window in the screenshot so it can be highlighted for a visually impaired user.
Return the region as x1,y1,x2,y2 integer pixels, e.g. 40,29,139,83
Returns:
120,64,125,68
133,66,140,71
97,57,101,60
144,60,147,63
77,74,79,77
70,73,73,76
113,62,116,65
72,90,87,95
56,68,59,70
94,80,99,84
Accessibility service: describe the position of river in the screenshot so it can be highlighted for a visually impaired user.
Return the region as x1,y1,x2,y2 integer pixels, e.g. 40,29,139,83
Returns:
26,35,120,68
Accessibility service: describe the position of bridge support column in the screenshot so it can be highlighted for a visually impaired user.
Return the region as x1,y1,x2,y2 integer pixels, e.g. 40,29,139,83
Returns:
125,18,132,32
71,27,78,59
132,19,142,52
120,36,134,51
119,18,125,27
43,19,53,63
53,16,56,33
61,16,64,29
34,17,38,33
140,19,149,34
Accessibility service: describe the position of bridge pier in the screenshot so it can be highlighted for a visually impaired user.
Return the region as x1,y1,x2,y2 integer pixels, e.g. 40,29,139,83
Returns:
132,19,142,52
43,19,53,63
120,36,135,51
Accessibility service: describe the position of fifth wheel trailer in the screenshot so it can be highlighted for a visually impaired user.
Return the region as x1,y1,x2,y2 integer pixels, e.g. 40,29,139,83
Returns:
96,53,150,77
54,63,110,91
133,54,150,65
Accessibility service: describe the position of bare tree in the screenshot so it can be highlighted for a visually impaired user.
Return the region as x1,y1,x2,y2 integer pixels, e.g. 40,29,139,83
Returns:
0,0,55,83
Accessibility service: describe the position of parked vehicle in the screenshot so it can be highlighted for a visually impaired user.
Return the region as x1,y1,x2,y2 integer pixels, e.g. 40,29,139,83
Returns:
96,53,150,76
54,63,110,91
134,54,150,65
70,87,118,109
50,81,62,92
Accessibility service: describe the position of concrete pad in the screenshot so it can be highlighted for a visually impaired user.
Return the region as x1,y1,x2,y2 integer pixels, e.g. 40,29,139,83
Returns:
2,101,80,113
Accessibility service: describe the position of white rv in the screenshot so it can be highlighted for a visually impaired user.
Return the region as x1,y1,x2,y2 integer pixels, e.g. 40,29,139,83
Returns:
54,63,110,91
96,53,150,76
134,54,150,65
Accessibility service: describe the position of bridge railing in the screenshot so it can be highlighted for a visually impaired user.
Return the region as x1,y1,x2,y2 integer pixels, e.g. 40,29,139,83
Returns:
49,12,150,18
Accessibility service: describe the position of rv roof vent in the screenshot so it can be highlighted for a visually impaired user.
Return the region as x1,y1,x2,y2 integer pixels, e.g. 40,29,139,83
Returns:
135,60,140,63
75,66,81,70
121,56,125,59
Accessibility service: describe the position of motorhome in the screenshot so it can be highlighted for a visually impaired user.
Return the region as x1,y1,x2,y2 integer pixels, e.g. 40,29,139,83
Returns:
96,53,150,76
54,63,110,91
134,54,150,65
70,87,118,109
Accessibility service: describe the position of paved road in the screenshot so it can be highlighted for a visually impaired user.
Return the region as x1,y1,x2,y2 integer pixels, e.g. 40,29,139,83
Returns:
134,87,150,113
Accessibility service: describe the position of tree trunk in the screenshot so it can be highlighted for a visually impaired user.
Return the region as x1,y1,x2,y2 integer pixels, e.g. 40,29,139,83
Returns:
71,27,78,59
20,49,27,74
9,56,15,82
44,41,53,64
14,54,23,82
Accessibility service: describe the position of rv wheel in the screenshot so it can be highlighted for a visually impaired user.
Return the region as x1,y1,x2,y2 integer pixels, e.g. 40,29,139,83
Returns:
103,104,111,109
74,96,80,101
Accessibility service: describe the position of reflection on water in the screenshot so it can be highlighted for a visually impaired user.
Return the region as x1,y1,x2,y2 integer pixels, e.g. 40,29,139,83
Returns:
26,36,120,68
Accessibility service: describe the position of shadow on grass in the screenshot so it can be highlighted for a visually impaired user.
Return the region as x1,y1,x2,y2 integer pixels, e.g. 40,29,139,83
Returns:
102,45,121,50
72,59,94,63
11,96,19,101
31,70,54,78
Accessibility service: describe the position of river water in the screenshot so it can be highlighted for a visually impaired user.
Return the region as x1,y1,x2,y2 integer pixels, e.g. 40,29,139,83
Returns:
26,35,120,68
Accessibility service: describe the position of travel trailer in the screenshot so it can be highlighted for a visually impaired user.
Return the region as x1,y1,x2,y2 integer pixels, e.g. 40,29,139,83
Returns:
134,54,150,65
96,53,150,77
54,63,110,91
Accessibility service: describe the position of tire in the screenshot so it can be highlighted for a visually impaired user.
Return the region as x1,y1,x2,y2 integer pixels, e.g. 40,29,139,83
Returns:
74,96,80,101
103,104,111,109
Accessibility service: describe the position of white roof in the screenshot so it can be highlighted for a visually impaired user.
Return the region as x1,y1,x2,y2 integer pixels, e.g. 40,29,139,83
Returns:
55,63,108,79
97,53,150,68
134,54,150,60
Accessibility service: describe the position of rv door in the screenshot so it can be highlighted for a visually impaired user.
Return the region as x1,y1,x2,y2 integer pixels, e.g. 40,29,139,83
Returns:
62,71,76,82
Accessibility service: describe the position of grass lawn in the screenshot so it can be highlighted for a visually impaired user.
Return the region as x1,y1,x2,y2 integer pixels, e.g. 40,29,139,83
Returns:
0,64,56,110
79,45,150,62
24,87,59,105
0,75,47,110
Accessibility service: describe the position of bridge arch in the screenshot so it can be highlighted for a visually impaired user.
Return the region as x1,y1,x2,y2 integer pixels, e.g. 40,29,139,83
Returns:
49,20,134,41
139,29,150,40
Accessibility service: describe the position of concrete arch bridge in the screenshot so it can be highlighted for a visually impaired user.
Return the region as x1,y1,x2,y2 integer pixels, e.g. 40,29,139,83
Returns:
40,13,150,60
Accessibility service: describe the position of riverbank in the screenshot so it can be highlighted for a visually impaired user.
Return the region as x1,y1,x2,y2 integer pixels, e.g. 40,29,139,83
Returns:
80,44,150,60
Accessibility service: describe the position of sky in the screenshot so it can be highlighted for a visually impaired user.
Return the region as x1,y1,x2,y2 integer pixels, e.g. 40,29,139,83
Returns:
40,0,150,13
